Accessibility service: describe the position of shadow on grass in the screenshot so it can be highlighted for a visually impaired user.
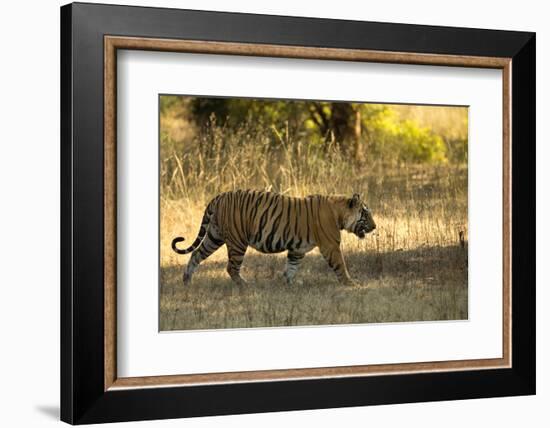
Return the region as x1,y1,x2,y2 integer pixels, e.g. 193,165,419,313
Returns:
159,244,468,330
162,243,467,288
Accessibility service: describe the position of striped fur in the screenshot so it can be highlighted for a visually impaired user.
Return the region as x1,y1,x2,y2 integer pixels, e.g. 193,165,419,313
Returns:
172,190,376,285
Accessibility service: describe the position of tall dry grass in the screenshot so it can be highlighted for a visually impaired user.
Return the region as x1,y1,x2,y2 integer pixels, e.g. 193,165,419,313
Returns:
159,112,468,331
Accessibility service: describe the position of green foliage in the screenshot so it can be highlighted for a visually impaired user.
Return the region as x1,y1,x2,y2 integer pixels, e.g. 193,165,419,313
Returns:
367,109,448,164
191,98,308,138
160,95,181,114
163,95,466,167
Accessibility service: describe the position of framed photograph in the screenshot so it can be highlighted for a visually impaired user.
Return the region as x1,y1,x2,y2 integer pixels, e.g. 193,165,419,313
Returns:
61,2,535,424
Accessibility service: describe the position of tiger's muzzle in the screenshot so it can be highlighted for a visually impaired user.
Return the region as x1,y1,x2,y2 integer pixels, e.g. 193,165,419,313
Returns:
354,221,376,239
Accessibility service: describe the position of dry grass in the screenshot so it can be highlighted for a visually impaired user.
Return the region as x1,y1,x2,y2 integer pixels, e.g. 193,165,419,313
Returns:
159,100,468,330
159,165,468,331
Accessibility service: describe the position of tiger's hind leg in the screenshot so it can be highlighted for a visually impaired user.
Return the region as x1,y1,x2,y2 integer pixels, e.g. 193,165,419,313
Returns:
183,227,224,285
225,242,248,286
284,251,305,285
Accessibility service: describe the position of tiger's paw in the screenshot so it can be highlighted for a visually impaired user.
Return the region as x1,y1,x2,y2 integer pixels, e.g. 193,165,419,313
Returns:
183,272,191,286
342,278,359,287
286,278,303,286
231,276,248,287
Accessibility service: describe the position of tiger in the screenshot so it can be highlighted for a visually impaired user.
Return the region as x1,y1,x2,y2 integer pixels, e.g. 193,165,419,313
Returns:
171,189,376,286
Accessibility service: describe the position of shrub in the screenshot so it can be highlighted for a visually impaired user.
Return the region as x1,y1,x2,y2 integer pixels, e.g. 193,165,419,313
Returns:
366,108,448,164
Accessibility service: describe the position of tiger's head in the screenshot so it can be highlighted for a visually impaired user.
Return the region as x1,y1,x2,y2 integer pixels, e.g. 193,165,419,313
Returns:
344,193,376,239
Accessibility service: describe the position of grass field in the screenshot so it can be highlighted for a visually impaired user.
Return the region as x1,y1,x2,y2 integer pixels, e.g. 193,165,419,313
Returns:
159,165,468,331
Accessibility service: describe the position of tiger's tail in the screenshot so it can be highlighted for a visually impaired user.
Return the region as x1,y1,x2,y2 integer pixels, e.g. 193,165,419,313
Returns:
171,199,216,255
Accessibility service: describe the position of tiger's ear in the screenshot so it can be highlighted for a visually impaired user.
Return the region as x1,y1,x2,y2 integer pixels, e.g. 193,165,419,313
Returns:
348,193,361,208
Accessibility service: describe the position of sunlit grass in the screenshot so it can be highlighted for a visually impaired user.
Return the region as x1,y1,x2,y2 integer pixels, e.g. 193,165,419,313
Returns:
160,164,467,330
159,102,468,330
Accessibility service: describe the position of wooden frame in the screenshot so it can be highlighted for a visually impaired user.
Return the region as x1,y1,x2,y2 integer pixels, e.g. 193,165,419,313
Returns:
104,35,512,390
62,2,535,424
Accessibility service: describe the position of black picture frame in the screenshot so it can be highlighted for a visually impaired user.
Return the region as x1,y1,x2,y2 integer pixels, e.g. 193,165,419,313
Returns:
61,2,535,424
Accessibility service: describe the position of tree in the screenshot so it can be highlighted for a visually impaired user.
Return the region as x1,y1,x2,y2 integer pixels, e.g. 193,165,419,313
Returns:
307,102,363,159
176,96,450,165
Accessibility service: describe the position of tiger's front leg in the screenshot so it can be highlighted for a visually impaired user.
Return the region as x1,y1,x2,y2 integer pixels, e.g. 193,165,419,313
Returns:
284,251,305,285
319,243,356,286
